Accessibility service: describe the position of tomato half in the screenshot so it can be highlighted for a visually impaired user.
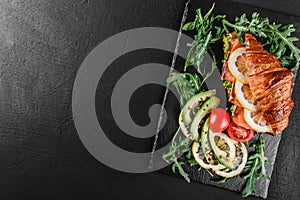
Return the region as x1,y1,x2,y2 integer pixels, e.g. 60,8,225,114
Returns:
209,108,230,132
227,122,254,142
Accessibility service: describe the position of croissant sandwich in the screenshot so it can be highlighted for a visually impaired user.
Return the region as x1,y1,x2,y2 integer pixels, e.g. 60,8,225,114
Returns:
222,33,294,135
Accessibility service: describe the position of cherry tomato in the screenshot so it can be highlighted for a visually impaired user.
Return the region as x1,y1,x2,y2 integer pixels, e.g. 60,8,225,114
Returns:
209,108,230,132
227,122,254,142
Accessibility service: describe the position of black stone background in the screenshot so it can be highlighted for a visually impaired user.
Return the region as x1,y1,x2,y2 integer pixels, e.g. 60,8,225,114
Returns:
0,0,299,200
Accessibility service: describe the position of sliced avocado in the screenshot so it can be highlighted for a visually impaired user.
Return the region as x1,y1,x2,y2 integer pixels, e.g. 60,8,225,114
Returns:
178,111,191,139
190,96,220,141
208,129,235,169
182,89,216,126
200,118,210,162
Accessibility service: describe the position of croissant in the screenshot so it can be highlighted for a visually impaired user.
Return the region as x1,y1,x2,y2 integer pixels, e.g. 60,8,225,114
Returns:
244,33,294,134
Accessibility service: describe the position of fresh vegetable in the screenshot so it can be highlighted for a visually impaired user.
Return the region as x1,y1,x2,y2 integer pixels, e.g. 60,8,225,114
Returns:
167,72,196,106
193,118,239,171
162,128,192,183
182,89,216,126
208,108,230,132
222,13,300,71
208,130,236,169
167,71,210,106
165,91,220,182
190,96,220,141
183,3,225,72
200,118,213,162
178,112,191,139
227,122,254,143
242,133,270,198
222,34,231,62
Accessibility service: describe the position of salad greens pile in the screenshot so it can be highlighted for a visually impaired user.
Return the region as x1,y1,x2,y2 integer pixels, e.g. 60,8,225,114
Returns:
163,3,299,198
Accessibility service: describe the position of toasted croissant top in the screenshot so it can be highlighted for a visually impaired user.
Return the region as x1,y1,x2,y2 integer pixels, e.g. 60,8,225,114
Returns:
245,33,294,134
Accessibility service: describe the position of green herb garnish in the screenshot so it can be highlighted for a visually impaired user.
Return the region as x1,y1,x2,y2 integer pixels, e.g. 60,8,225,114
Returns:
167,72,195,106
183,3,226,72
222,34,231,62
163,128,191,182
188,158,199,167
222,13,300,70
229,104,236,113
223,80,232,94
242,133,271,198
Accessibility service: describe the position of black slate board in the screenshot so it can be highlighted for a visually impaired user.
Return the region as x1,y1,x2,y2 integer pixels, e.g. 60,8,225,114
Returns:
157,0,300,198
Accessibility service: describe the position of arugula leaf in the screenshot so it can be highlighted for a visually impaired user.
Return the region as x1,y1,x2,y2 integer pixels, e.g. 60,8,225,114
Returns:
188,159,199,167
167,72,206,105
242,133,271,198
162,129,192,183
183,21,195,31
183,3,226,73
222,13,300,70
167,72,195,106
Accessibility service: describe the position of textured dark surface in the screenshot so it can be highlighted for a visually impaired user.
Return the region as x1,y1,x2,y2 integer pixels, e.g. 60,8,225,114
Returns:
0,0,299,200
229,0,300,18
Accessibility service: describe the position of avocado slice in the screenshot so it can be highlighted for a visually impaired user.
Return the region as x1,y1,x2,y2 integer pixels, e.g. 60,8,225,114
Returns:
200,118,210,161
178,111,191,139
208,129,236,169
182,89,216,126
190,96,220,141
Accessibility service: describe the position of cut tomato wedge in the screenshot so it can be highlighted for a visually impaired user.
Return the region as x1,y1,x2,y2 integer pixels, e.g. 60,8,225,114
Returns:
227,121,254,143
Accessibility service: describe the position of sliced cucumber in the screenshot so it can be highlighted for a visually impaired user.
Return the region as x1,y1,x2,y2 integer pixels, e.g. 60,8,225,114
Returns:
208,130,236,169
214,141,248,178
182,89,216,126
190,96,220,141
